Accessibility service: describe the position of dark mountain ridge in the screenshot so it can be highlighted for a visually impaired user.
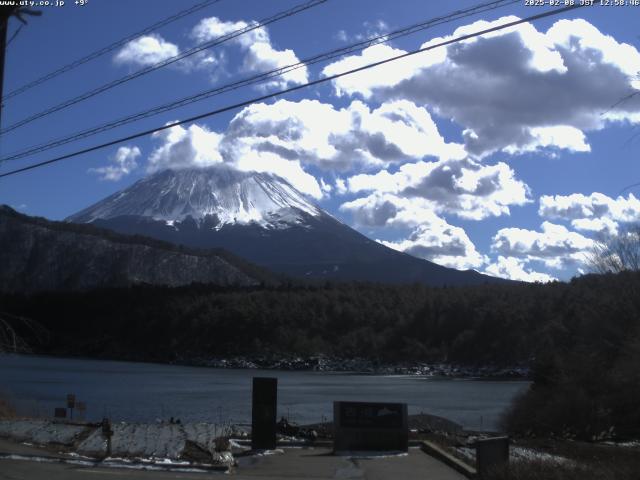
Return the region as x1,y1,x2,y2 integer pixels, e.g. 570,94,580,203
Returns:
0,205,277,292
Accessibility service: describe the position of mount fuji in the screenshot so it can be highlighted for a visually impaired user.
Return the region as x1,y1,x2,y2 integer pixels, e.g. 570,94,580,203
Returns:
67,167,503,286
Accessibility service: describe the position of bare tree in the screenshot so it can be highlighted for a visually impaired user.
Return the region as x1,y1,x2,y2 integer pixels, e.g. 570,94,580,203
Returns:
0,312,47,354
587,225,640,274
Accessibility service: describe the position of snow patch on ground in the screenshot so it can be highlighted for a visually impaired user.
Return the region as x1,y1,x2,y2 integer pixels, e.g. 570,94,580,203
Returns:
0,420,85,445
511,446,574,465
182,422,222,450
0,454,214,473
603,440,640,448
250,448,285,456
0,419,231,464
78,423,184,459
456,444,573,466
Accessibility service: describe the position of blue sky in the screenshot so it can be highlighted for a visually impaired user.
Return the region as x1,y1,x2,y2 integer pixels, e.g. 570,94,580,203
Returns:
1,0,640,282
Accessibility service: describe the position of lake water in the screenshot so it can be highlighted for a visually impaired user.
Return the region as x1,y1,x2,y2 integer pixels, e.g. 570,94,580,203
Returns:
0,354,528,431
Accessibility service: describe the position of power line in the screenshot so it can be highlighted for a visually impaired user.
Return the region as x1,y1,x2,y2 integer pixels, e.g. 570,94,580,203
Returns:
0,4,586,180
619,182,640,194
0,0,520,164
5,24,23,48
0,0,328,136
2,0,224,102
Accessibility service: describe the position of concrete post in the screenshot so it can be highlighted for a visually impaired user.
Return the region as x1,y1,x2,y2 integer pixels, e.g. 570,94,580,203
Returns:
475,436,509,479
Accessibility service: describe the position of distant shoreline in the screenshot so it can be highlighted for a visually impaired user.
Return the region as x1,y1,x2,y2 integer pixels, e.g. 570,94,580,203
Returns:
188,355,530,379
1,352,530,380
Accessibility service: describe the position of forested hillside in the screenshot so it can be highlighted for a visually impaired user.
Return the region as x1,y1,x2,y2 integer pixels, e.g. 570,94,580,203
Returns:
2,271,639,369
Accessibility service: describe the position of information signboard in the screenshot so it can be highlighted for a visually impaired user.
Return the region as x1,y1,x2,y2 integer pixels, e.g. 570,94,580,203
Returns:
54,407,67,418
333,401,408,452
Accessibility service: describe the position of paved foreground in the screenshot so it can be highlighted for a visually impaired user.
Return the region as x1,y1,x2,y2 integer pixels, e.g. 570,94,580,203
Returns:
234,447,468,479
0,440,466,480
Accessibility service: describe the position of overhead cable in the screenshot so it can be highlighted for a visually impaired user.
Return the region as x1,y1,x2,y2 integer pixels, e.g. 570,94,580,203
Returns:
0,4,586,180
0,0,328,136
0,0,520,164
2,0,225,102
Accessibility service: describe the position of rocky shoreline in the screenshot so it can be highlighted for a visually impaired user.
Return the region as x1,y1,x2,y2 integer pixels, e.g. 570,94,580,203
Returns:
181,354,530,379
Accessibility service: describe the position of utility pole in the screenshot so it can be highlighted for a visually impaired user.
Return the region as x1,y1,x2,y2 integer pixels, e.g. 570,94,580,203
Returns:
0,7,17,131
0,6,41,133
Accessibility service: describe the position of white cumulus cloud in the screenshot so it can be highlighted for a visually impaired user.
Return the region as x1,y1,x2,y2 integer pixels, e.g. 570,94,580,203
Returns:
570,217,620,236
334,19,390,44
503,126,591,155
191,16,307,88
243,42,308,89
539,192,640,235
339,193,486,270
144,122,322,199
345,157,530,221
221,98,464,173
90,146,141,181
492,221,594,270
484,256,556,283
323,17,640,157
114,34,179,67
322,43,433,99
341,193,433,228
380,221,487,270
147,124,224,172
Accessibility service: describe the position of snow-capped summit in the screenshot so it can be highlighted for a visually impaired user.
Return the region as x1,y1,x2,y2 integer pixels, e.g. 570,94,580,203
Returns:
68,167,322,229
